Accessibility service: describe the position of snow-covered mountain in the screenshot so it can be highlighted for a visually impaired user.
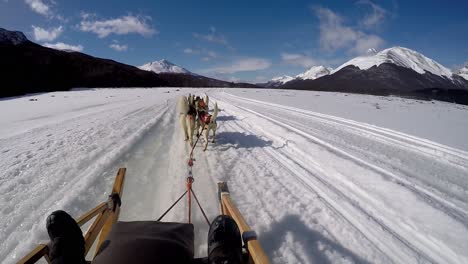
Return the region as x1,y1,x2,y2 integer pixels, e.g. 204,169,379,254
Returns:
261,75,294,87
139,59,192,74
282,46,468,99
457,66,468,80
262,66,332,88
332,46,454,79
272,75,294,84
296,66,332,80
0,28,27,45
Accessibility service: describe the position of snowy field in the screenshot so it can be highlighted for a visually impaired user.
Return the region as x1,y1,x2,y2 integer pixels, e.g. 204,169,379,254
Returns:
1,88,468,263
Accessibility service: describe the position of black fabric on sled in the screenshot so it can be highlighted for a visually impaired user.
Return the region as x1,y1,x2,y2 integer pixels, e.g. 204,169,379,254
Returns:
93,221,194,264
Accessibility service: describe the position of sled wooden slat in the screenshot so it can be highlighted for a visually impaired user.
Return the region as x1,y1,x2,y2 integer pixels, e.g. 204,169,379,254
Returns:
218,182,270,264
84,209,111,254
76,202,107,227
17,244,49,264
17,168,126,264
95,168,126,257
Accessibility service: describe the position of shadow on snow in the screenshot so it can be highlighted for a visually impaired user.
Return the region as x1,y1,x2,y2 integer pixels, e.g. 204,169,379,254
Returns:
260,215,371,264
215,132,272,150
216,115,237,122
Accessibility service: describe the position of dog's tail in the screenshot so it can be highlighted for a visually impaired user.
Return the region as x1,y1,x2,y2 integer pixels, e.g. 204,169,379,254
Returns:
204,94,209,107
211,102,219,123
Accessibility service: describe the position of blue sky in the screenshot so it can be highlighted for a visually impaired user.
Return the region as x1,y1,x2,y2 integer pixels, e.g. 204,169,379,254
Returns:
1,0,467,82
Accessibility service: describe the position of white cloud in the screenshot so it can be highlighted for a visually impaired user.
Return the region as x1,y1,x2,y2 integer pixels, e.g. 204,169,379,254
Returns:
281,53,317,68
79,15,157,38
109,43,128,51
193,26,228,46
314,6,384,55
32,25,63,41
25,0,50,17
207,51,218,58
184,48,219,61
184,48,199,54
351,34,384,54
357,0,386,28
201,50,219,61
43,42,83,52
193,33,227,45
204,58,271,74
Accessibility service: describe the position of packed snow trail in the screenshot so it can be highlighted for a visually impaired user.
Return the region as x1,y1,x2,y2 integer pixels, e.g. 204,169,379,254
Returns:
209,91,468,263
2,88,468,264
0,89,191,262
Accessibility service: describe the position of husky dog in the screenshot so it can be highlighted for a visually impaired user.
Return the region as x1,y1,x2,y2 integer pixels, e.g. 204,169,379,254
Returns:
177,95,197,146
198,102,219,151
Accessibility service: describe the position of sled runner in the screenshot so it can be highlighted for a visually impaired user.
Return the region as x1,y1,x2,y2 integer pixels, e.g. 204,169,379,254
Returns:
18,168,269,264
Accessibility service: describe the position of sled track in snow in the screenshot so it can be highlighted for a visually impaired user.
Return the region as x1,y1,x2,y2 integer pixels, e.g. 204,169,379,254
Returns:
235,101,468,224
217,98,435,263
220,93,468,221
219,116,396,262
212,92,468,264
225,93,468,167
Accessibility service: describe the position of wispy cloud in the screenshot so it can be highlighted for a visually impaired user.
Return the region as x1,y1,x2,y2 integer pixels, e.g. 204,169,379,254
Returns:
193,32,227,45
32,25,63,41
193,26,235,51
203,57,271,74
43,42,83,52
314,6,384,55
357,0,386,29
201,50,219,61
109,43,128,51
79,14,157,38
281,53,317,68
183,48,220,61
25,0,51,17
183,48,199,54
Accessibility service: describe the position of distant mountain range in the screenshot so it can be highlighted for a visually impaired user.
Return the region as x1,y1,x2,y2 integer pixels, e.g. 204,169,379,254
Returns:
260,66,333,88
260,47,468,104
2,27,467,104
0,28,255,98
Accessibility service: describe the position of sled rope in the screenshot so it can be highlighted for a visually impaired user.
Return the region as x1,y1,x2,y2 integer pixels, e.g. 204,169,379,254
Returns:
156,128,210,226
156,190,188,222
189,125,205,162
191,188,211,226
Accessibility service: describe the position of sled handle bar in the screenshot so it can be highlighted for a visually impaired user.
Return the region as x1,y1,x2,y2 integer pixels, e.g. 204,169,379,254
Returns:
218,182,270,264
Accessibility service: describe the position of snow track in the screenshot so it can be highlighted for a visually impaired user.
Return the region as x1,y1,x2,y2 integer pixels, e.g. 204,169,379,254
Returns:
1,88,467,264
211,92,468,263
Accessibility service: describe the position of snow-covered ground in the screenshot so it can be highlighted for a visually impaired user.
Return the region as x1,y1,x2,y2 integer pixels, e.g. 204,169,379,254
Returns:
1,88,468,264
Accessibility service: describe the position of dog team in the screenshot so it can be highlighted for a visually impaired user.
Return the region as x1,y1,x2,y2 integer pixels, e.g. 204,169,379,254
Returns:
178,93,218,151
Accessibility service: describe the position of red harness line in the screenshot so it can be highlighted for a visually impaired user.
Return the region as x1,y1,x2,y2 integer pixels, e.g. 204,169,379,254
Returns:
155,130,210,226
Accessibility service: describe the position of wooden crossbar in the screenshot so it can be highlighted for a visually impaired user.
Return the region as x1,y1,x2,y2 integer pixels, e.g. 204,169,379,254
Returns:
17,168,126,264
